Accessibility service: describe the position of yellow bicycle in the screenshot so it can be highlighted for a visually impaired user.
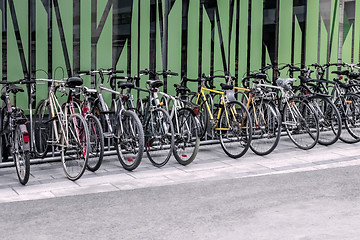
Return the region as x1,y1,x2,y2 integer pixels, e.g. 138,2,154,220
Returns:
194,75,252,158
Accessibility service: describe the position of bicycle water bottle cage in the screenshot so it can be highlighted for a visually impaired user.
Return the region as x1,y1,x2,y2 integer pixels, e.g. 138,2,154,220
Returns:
117,81,134,89
146,80,163,89
276,78,295,91
7,85,24,94
66,77,83,88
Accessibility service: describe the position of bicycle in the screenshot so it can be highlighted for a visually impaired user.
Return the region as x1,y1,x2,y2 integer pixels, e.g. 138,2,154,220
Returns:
78,69,144,171
262,65,320,150
33,77,90,181
65,85,105,172
129,69,175,167
0,79,33,185
285,64,342,146
193,74,252,158
238,70,282,155
309,63,360,143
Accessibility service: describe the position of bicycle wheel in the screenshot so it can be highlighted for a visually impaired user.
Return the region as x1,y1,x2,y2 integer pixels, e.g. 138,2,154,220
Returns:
86,114,104,172
145,108,174,167
283,99,319,150
219,101,252,158
342,93,360,142
309,95,341,145
114,110,144,171
13,125,30,185
249,100,281,155
33,99,52,158
195,95,210,139
172,108,200,165
61,113,90,181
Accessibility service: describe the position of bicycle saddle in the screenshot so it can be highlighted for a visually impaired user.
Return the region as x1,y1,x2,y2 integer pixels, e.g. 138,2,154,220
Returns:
331,70,349,76
7,84,24,94
66,77,83,87
276,78,296,91
248,73,267,79
174,84,190,93
348,72,360,79
220,83,233,90
146,80,163,89
117,81,134,89
298,76,314,83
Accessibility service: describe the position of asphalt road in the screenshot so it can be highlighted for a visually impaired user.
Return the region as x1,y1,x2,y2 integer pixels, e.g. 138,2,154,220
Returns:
1,165,360,240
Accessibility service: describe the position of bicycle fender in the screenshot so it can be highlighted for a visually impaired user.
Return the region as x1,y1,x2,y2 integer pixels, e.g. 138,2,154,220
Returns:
19,124,30,151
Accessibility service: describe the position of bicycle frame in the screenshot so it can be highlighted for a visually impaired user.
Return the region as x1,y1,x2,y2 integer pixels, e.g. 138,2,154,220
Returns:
36,79,79,147
195,86,236,131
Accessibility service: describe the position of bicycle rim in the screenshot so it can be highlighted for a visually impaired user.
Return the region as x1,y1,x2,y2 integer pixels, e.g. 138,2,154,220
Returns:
61,113,89,181
145,108,174,167
115,110,144,171
283,99,319,150
249,101,281,155
13,125,30,185
173,108,200,165
86,115,104,172
310,96,341,145
219,101,252,158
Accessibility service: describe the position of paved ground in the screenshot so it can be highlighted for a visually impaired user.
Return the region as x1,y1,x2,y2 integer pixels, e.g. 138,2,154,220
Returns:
1,164,360,240
0,137,360,203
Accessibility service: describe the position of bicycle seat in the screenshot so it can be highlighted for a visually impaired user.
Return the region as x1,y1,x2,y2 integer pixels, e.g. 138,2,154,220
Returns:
348,72,360,79
220,83,233,90
174,84,191,93
276,78,296,91
146,80,163,89
66,77,83,87
117,81,134,89
7,85,24,94
298,76,314,83
331,70,349,76
249,73,267,79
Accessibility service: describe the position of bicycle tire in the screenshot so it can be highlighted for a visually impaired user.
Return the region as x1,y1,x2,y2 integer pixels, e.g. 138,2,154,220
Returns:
282,99,319,150
249,100,281,155
114,110,144,171
145,108,174,167
219,101,252,158
86,114,105,172
172,108,200,165
341,93,360,143
13,125,30,185
33,99,52,158
61,113,90,181
195,95,210,139
309,95,341,145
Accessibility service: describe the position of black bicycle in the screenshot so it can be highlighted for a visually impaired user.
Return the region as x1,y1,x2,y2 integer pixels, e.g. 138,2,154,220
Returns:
0,80,33,185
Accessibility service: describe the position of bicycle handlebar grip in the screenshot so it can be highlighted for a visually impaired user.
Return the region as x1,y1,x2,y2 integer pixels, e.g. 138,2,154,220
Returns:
165,70,178,76
139,69,150,75
78,70,90,74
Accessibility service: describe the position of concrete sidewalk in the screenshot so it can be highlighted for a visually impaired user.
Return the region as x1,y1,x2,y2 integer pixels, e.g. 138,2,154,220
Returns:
0,138,360,203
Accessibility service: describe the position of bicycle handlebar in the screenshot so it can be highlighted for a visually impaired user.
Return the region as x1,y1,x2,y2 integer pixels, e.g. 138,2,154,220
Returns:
0,80,36,85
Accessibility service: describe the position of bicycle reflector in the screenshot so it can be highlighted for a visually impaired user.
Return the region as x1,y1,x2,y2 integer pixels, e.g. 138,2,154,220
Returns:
128,157,133,162
345,99,352,103
22,132,29,143
159,101,164,106
122,95,128,102
193,107,199,115
339,76,343,80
